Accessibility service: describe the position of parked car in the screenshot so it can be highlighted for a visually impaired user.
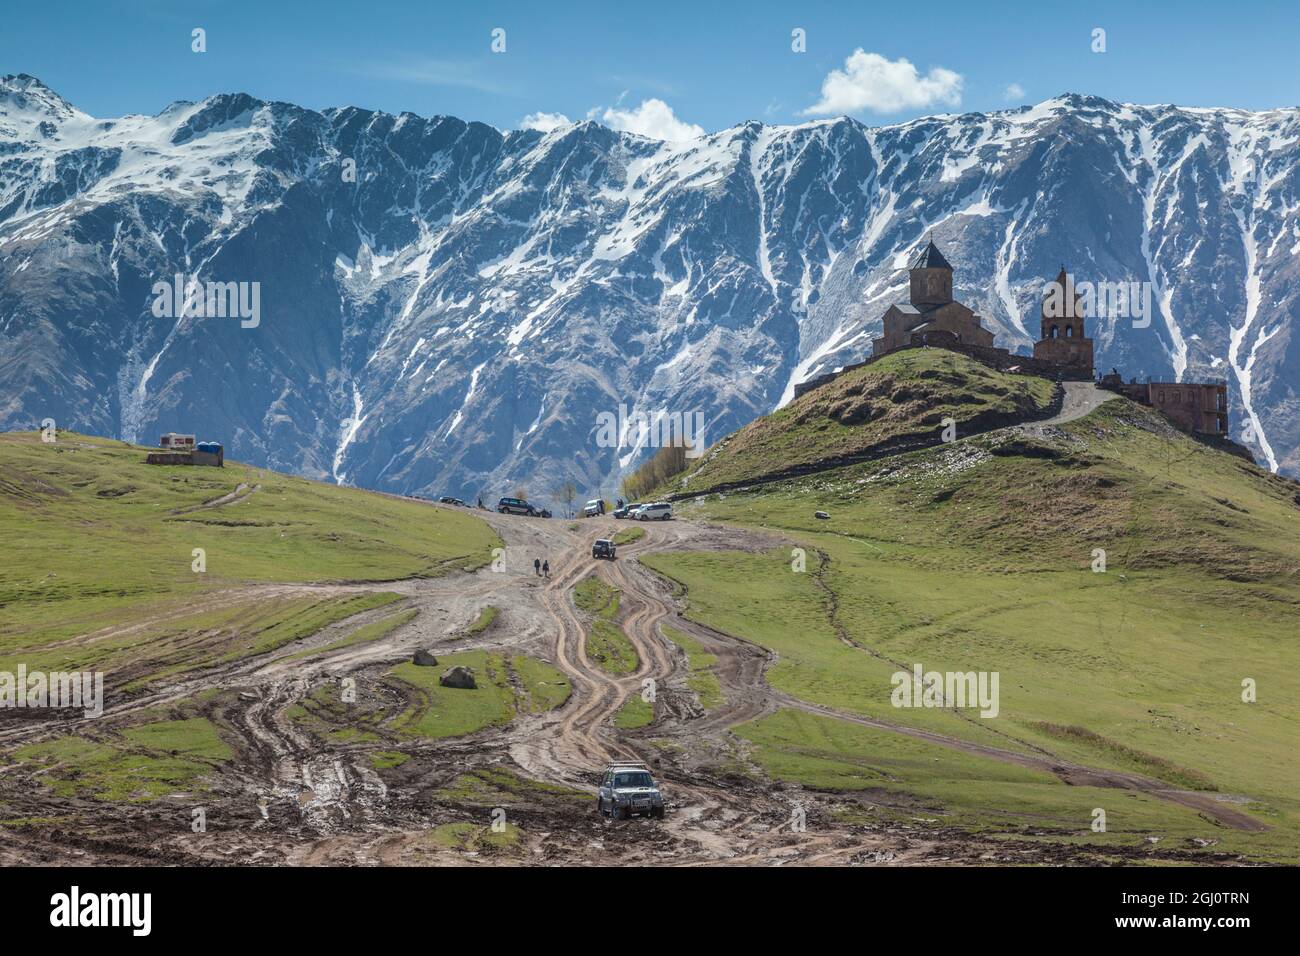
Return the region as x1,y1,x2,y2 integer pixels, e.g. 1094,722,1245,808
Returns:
439,496,466,506
612,502,642,519
592,539,616,560
596,762,664,819
583,498,605,517
635,502,672,521
497,496,538,516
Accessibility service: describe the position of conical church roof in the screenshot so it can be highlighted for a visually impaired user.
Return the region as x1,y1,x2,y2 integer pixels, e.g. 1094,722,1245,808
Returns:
910,239,952,271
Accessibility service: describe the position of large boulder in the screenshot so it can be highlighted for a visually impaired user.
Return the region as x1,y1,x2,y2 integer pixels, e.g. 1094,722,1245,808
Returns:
412,648,438,667
439,665,477,689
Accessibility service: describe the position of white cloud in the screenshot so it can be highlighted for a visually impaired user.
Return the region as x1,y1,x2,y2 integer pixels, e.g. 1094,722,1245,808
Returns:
596,98,704,141
520,111,572,133
802,50,963,116
1004,83,1026,101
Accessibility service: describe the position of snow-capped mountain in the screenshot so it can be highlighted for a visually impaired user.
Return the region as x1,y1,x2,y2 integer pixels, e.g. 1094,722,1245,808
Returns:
2,74,1297,498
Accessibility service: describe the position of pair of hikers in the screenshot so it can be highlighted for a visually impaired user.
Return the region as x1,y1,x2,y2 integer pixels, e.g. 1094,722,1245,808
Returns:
533,558,550,578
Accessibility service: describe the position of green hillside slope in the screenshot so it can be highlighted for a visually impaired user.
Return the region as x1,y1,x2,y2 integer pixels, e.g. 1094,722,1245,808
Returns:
671,349,1058,496
643,375,1300,862
0,431,499,682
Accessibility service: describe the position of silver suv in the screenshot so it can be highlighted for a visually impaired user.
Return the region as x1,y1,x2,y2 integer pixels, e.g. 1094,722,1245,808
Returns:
634,502,672,521
596,762,664,820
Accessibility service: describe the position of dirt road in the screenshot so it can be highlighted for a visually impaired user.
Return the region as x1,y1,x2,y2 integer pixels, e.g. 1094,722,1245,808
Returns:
0,502,1262,867
1022,381,1118,429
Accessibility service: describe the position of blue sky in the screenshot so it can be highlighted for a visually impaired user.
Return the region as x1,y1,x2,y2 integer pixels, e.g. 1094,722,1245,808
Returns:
4,0,1299,134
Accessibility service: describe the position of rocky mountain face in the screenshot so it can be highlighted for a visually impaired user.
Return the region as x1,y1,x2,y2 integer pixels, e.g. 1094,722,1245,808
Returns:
2,73,1297,501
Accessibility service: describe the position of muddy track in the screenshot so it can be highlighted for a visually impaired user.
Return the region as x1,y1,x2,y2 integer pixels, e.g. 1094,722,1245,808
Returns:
0,503,1264,865
169,481,261,514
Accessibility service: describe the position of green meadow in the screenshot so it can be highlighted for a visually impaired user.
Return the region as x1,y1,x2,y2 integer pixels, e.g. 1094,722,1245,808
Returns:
643,361,1300,862
0,430,500,677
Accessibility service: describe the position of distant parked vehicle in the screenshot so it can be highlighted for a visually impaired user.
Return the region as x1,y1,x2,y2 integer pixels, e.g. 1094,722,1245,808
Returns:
497,496,538,516
439,496,467,506
583,498,606,517
159,432,195,451
592,539,616,560
596,762,664,820
612,502,642,519
635,502,672,521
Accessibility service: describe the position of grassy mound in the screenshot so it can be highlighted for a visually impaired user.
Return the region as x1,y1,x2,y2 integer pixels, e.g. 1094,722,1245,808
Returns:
284,650,571,745
388,650,571,739
669,349,1057,496
573,576,638,674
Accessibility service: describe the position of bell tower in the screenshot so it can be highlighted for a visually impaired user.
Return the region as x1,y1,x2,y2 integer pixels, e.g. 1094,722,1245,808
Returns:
1040,267,1085,341
1033,267,1094,379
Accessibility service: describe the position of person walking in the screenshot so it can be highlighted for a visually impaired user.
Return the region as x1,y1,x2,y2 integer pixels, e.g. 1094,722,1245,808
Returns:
542,559,550,579
533,558,541,576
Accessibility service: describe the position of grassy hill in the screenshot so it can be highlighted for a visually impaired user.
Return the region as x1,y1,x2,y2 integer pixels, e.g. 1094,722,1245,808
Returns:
642,363,1300,862
0,431,499,684
669,349,1058,496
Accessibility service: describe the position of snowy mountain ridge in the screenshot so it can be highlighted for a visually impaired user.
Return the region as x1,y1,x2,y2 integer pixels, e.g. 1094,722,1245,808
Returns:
2,73,1297,497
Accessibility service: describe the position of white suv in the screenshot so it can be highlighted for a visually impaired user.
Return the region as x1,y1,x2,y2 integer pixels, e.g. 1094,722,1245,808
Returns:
635,502,672,521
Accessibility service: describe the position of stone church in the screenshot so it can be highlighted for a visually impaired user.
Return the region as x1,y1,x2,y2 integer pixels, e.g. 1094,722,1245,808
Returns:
871,240,1094,381
856,239,1229,439
871,241,996,356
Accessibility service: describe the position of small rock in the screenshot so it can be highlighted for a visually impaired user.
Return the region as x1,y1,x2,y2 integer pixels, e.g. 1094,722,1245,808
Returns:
440,665,477,689
412,648,439,667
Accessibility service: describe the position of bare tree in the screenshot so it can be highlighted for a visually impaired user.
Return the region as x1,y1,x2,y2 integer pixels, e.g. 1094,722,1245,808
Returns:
556,480,577,517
